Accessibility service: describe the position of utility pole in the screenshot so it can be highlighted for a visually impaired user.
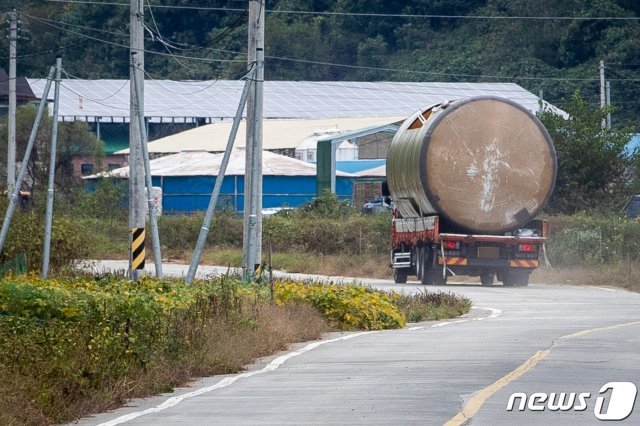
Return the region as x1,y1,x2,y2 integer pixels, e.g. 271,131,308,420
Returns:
599,60,606,128
243,0,264,277
129,0,146,280
7,8,17,194
42,57,62,278
538,89,544,114
0,67,55,255
132,52,163,278
605,80,611,129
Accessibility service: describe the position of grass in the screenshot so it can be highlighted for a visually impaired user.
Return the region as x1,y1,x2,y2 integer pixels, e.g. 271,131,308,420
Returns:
532,260,640,292
0,275,327,426
396,290,472,323
0,274,472,426
199,248,393,278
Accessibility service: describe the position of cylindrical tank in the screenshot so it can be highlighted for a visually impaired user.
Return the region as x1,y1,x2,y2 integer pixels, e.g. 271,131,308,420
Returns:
387,96,556,234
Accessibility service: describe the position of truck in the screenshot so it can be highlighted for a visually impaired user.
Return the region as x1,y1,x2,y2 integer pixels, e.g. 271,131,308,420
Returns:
385,96,556,286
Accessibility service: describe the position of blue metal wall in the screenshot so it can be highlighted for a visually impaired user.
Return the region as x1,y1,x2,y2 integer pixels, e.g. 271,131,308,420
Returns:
151,175,354,214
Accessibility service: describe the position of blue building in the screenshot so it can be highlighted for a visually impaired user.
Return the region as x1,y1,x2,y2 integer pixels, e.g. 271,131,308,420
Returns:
87,149,355,214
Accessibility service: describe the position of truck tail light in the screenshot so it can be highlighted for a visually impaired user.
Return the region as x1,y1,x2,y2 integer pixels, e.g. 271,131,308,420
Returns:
444,241,460,250
518,243,535,252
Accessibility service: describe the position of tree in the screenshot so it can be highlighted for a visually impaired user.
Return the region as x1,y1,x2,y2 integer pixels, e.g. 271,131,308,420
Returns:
539,91,637,214
0,104,103,195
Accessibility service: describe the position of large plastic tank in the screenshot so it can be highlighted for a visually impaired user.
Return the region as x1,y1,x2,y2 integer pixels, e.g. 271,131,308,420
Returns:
387,96,556,234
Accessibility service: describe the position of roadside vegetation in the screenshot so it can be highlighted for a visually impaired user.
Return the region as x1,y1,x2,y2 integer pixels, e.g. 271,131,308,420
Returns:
0,273,470,425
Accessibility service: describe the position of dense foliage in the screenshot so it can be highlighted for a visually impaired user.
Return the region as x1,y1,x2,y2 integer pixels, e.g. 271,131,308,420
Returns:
0,104,104,194
1,1,640,126
0,273,471,424
275,281,405,330
0,274,326,424
539,91,638,213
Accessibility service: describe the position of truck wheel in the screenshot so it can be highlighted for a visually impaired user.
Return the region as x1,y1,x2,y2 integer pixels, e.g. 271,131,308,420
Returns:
394,270,408,284
415,247,423,281
518,273,530,287
433,268,447,286
421,269,433,285
423,265,447,285
502,271,529,287
480,272,495,286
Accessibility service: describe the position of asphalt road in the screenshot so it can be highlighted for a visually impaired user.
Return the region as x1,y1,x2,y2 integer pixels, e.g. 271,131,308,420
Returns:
76,261,640,425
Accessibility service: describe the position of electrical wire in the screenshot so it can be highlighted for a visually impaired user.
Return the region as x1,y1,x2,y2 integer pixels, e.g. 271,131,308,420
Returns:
21,14,640,85
144,0,197,71
21,12,246,64
42,0,640,20
61,68,130,102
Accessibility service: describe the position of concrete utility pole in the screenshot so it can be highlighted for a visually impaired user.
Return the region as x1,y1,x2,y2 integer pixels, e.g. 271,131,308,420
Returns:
42,57,62,278
605,80,611,129
7,8,18,194
599,60,606,128
0,67,55,255
242,0,265,277
132,52,163,278
129,0,146,280
186,73,254,284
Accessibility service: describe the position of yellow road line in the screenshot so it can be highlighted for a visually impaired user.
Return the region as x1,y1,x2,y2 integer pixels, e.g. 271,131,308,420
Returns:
560,320,640,339
444,349,551,426
445,319,640,425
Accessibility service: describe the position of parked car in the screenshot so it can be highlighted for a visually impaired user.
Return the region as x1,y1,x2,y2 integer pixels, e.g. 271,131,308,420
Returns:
362,197,392,214
623,195,640,219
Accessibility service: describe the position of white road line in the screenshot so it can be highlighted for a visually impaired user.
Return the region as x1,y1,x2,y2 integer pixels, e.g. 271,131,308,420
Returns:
431,319,469,328
407,326,424,331
592,286,618,292
97,331,376,426
430,307,502,328
472,306,503,319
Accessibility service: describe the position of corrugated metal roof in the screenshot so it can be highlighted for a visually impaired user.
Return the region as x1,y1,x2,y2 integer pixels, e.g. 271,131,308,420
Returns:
86,148,354,178
116,116,404,154
26,79,565,123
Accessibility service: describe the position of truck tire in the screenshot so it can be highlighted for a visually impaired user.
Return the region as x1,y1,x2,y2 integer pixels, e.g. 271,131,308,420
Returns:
480,272,495,286
415,246,423,281
432,268,447,286
502,270,529,287
394,270,408,284
424,268,447,286
419,247,433,285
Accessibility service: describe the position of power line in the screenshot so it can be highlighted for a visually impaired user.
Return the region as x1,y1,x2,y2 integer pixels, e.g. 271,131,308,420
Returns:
42,0,640,20
21,12,639,84
265,55,600,82
22,13,640,85
21,13,246,64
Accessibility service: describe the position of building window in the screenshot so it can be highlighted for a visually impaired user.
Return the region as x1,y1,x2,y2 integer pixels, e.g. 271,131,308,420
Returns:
108,163,120,170
307,150,316,162
81,163,94,175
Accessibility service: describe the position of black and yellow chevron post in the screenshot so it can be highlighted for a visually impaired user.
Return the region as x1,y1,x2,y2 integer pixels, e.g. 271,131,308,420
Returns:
131,227,145,270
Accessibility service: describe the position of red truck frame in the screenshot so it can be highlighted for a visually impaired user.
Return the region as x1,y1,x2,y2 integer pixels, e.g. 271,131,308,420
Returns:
390,214,547,286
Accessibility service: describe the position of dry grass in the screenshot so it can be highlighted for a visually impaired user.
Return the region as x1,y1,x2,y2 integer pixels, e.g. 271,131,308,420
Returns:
0,303,326,426
198,248,393,279
532,261,640,292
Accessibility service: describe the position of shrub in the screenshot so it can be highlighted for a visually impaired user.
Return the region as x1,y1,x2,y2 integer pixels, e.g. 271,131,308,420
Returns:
0,274,326,425
0,206,88,273
545,214,640,266
396,290,472,322
275,281,405,330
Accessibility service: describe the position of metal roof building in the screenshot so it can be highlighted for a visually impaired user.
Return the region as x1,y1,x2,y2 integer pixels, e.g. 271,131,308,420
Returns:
27,79,564,123
115,116,403,154
87,149,354,213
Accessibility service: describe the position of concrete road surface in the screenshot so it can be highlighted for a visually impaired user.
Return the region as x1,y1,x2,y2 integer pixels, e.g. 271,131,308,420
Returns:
76,261,640,425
